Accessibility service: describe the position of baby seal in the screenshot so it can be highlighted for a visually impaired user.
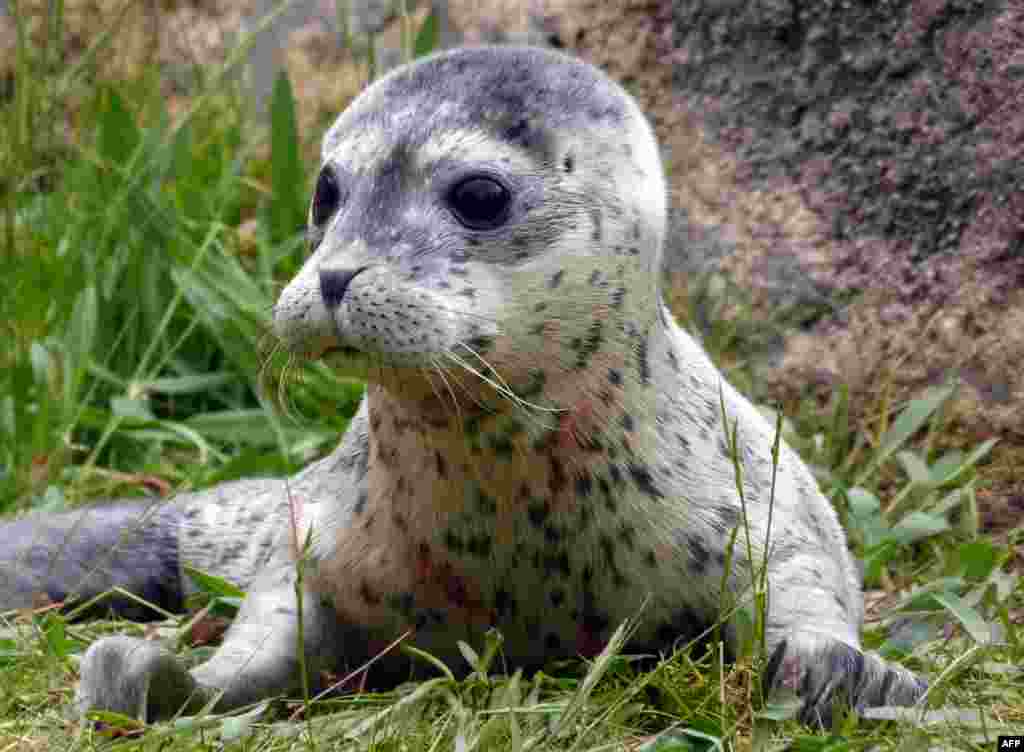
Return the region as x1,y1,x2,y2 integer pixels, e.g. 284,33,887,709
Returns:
1,45,926,727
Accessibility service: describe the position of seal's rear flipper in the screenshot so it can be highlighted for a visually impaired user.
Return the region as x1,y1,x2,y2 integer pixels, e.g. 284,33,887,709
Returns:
0,502,182,619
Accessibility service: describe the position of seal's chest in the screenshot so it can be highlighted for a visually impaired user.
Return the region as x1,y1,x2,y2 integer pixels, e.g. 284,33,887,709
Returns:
391,517,695,666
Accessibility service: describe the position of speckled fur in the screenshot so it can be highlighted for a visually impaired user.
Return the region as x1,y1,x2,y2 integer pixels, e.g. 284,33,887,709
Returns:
6,46,927,728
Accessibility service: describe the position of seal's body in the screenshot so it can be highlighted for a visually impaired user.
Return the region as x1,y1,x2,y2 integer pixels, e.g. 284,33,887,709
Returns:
0,46,926,727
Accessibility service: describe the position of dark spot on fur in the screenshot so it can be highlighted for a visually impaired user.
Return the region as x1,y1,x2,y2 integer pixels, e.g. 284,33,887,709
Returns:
466,534,493,558
435,451,447,478
475,488,497,515
575,471,593,498
534,301,547,313
716,506,740,530
544,550,572,578
548,456,568,495
608,463,624,486
549,269,565,289
359,581,381,606
395,591,415,614
447,575,468,608
621,413,635,432
518,369,546,399
444,531,464,554
563,153,574,172
487,433,515,457
582,564,594,584
667,348,680,372
495,588,515,619
528,499,550,528
636,336,650,384
356,444,369,479
611,287,626,309
688,535,710,573
608,368,623,386
645,550,657,567
575,319,605,370
622,465,663,499
354,490,368,515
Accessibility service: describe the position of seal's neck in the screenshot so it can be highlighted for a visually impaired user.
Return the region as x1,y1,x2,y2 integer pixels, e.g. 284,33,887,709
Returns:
359,303,674,527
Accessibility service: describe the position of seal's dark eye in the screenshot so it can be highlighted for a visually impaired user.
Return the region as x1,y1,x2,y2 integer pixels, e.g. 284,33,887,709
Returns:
447,176,511,230
311,166,342,227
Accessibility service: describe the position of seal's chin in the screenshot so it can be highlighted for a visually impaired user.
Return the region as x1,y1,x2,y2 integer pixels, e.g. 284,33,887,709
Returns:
317,344,434,372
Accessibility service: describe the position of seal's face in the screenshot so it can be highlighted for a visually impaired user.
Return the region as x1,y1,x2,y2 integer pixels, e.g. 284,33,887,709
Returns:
273,46,666,399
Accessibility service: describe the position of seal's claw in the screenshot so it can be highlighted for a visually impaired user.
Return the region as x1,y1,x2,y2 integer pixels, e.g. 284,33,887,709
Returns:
77,636,206,723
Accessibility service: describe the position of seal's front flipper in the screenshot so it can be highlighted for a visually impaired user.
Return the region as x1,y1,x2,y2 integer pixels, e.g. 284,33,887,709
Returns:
78,564,340,722
77,636,205,722
765,631,928,727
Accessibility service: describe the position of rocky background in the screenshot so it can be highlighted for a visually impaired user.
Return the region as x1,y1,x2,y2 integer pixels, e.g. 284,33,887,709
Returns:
4,0,1021,535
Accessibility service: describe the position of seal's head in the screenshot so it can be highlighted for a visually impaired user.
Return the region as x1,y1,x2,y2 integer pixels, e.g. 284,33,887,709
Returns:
273,46,666,399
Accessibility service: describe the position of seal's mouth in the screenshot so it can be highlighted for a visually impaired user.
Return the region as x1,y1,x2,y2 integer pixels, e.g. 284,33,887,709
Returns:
317,345,362,360
304,335,357,361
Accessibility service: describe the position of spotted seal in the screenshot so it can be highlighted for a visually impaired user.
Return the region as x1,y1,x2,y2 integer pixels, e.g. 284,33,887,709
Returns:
0,45,926,727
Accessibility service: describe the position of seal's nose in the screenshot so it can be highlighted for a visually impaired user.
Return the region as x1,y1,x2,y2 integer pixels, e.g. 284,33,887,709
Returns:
319,266,368,309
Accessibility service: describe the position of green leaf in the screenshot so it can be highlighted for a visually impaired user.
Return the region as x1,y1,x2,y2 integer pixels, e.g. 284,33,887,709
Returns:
67,285,98,400
457,640,481,672
110,396,154,420
219,702,269,741
932,437,998,487
895,450,930,485
855,383,954,487
887,510,949,545
183,564,246,599
956,540,1002,580
846,487,880,520
414,9,440,58
41,614,82,659
268,70,305,245
931,590,991,645
97,87,140,167
184,409,279,446
137,373,236,395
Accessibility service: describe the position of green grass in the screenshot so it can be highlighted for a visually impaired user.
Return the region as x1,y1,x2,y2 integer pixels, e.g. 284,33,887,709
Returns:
1,3,1022,750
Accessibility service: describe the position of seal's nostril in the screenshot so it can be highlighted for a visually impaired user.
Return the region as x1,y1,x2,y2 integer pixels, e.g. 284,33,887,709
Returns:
320,266,369,308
